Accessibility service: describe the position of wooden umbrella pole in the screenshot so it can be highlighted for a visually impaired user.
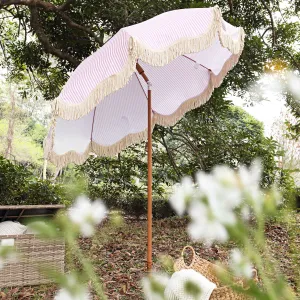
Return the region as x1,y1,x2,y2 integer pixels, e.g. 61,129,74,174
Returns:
147,81,152,271
136,62,152,271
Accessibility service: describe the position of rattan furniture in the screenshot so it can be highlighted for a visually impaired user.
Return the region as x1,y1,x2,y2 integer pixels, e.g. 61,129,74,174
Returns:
0,205,65,287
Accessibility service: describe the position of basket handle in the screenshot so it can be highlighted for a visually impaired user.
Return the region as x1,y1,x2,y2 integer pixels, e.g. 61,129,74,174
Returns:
181,245,196,267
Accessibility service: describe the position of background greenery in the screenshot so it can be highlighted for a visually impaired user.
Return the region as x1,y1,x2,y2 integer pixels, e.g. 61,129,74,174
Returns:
0,156,64,205
0,0,299,216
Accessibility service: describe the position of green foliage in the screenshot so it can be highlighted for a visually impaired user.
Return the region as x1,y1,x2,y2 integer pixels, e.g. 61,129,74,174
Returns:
154,100,279,185
1,0,299,115
75,102,281,218
23,119,47,147
278,168,297,209
0,156,64,205
0,0,298,215
0,95,49,173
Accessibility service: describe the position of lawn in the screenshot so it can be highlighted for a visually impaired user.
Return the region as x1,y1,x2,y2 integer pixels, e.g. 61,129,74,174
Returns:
0,213,299,299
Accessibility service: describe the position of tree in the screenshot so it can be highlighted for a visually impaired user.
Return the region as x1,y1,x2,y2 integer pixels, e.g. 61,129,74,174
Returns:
1,0,299,184
5,84,16,159
0,80,50,174
0,0,299,132
0,155,64,205
271,109,300,186
78,100,279,206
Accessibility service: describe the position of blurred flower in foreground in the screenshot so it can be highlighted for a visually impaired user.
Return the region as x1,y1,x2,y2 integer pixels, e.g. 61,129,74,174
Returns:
239,160,264,212
169,160,268,245
170,177,194,216
68,196,107,237
54,274,91,300
0,246,16,269
142,273,170,300
286,71,300,100
55,287,91,300
229,249,253,279
188,201,228,245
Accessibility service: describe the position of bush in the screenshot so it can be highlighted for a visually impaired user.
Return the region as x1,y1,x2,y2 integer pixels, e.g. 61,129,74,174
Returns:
0,156,64,205
102,197,175,219
87,183,174,219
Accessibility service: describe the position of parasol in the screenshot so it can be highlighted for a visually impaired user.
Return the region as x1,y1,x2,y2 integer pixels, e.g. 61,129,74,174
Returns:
45,6,245,270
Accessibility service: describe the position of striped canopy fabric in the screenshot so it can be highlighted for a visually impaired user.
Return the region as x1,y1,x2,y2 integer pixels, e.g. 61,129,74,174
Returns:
46,6,245,167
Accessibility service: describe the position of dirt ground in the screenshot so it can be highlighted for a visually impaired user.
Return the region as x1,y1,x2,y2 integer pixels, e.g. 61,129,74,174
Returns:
0,214,299,299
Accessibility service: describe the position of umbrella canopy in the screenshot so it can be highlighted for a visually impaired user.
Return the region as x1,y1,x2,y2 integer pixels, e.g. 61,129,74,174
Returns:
45,6,244,167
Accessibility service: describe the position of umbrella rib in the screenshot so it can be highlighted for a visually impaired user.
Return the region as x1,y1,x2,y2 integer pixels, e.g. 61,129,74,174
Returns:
90,106,97,151
134,72,149,101
182,55,211,72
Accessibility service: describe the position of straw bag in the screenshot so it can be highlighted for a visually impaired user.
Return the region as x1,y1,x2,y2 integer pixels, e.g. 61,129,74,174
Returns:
173,246,251,300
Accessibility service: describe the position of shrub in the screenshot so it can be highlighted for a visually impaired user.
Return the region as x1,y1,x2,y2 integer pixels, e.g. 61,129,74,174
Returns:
0,156,64,205
87,183,174,219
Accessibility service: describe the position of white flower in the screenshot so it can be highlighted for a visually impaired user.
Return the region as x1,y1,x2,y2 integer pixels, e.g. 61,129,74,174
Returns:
269,186,282,206
241,205,251,221
171,161,269,246
213,165,239,188
286,72,300,100
229,249,253,279
0,246,17,269
213,166,242,208
170,177,194,216
239,160,262,188
238,160,265,212
197,169,241,210
239,161,261,193
196,170,238,225
142,273,170,300
132,177,142,187
68,196,107,237
55,274,91,300
55,288,91,300
187,202,228,245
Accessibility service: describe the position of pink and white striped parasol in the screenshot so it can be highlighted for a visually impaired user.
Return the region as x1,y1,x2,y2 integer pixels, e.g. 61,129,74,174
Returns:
45,6,245,270
46,6,244,167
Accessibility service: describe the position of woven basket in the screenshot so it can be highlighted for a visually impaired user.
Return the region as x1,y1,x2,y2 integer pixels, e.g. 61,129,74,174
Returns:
174,246,250,300
0,234,65,287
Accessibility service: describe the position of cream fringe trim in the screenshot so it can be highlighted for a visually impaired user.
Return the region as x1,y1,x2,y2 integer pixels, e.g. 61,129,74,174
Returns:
53,6,245,121
47,50,242,168
154,53,241,126
48,128,150,168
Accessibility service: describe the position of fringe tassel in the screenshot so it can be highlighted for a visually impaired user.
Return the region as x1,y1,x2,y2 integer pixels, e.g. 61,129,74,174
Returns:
53,6,245,121
48,125,156,168
47,6,245,167
47,51,242,167
153,53,241,126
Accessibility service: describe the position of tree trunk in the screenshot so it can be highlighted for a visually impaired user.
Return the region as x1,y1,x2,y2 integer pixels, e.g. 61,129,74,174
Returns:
43,158,48,179
5,84,16,159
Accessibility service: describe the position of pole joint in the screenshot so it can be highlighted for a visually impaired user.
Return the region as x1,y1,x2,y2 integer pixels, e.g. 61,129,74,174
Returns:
147,81,152,90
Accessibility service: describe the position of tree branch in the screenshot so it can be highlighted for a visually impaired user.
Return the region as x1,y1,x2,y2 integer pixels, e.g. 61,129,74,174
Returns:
258,31,300,72
169,131,206,170
1,0,104,45
228,0,234,15
29,6,80,66
260,0,276,47
261,27,272,39
56,11,104,45
275,46,300,71
58,0,75,11
158,130,182,181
